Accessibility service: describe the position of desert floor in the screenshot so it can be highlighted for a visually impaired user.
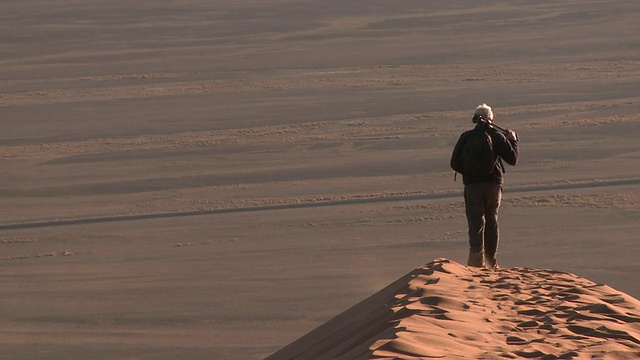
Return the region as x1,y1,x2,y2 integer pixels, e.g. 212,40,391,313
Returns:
1,1,639,359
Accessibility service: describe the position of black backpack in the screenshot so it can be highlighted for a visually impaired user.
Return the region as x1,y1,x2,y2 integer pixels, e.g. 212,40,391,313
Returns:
451,127,498,176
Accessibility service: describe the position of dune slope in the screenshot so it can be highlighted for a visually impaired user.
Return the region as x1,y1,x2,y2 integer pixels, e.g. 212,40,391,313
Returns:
266,258,640,360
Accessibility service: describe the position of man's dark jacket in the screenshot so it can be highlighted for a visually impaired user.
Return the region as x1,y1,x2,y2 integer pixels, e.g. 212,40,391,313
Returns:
451,123,519,185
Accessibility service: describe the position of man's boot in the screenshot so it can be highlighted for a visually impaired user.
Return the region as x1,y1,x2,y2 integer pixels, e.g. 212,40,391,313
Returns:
484,254,499,270
467,250,484,267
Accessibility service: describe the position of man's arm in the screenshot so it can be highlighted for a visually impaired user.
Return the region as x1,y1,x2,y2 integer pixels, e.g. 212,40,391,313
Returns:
450,133,466,173
496,131,518,166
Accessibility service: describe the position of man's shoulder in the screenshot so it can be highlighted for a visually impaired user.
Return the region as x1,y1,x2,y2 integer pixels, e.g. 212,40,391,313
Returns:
455,129,471,143
460,127,479,137
488,128,507,142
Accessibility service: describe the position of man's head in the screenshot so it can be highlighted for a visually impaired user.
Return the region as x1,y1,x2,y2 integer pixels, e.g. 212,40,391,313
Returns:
473,103,494,124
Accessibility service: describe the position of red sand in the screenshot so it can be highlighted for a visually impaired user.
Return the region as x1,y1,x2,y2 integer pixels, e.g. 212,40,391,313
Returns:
1,1,639,359
267,259,640,359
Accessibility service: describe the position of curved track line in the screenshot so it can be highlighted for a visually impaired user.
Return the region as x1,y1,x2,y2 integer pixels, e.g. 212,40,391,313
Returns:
1,177,638,230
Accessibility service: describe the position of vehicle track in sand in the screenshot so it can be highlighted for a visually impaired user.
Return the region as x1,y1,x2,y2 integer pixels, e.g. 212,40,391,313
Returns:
1,177,638,230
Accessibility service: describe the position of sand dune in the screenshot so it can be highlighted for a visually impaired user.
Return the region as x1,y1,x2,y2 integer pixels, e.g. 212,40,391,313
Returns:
2,1,640,359
267,259,640,359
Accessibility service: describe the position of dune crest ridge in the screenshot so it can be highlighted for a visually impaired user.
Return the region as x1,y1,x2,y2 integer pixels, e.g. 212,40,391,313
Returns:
266,258,640,360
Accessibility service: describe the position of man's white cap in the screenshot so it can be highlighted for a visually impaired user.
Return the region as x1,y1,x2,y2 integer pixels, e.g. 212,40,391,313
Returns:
474,103,494,121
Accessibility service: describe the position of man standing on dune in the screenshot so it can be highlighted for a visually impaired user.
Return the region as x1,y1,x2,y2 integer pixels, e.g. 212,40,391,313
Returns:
450,104,519,269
